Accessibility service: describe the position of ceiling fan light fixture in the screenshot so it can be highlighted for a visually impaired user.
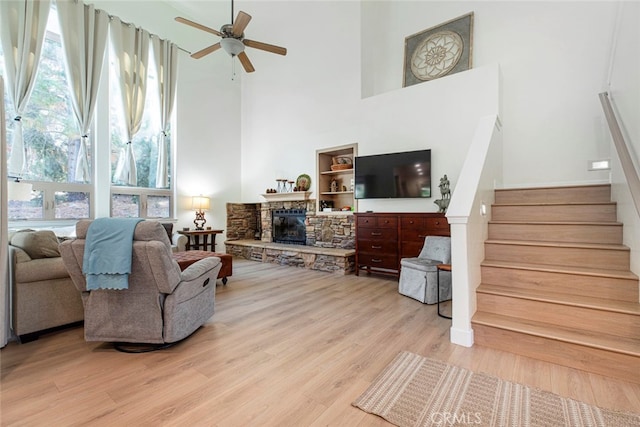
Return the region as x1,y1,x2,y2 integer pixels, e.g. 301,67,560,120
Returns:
220,37,245,56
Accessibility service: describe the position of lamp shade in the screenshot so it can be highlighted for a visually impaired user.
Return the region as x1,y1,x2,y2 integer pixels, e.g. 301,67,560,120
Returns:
192,196,210,211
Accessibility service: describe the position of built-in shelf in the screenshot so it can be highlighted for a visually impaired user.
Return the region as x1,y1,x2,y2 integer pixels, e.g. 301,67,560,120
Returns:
261,191,313,202
320,169,353,175
320,191,354,195
316,143,358,214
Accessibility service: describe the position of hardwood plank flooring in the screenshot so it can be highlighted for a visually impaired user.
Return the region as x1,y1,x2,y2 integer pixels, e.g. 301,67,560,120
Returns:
2,258,639,425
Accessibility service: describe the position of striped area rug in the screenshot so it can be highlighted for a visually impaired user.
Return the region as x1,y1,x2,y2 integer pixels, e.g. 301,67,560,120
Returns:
353,351,640,427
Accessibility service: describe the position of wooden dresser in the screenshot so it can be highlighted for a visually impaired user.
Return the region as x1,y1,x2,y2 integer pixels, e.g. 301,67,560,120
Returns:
355,212,450,277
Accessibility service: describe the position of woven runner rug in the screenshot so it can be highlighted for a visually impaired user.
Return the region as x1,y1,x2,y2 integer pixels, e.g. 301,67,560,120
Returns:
353,351,640,427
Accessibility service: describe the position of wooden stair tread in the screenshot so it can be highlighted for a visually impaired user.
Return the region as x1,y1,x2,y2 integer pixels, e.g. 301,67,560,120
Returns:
472,312,640,357
485,239,629,251
478,283,640,314
496,184,610,192
489,220,622,226
481,259,639,280
492,202,616,207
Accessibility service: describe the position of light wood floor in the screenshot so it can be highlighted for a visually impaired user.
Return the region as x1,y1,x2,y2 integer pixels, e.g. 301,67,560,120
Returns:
2,259,639,426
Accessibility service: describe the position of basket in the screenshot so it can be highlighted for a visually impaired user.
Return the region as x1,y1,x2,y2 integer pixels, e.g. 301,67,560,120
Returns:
331,164,353,171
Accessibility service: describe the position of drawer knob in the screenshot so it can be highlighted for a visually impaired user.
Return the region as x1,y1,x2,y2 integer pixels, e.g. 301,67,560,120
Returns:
372,259,382,263
371,245,382,249
371,232,382,236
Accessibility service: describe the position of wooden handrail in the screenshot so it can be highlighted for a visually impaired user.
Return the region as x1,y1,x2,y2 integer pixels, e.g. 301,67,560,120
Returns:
599,92,640,217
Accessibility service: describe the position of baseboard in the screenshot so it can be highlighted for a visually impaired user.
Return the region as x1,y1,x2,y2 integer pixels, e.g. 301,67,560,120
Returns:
450,325,474,347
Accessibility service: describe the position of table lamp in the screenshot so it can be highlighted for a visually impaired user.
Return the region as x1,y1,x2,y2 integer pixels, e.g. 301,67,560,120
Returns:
192,195,210,230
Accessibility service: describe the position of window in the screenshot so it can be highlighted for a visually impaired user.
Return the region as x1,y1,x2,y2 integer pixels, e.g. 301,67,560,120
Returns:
3,4,175,224
3,7,91,221
109,43,173,219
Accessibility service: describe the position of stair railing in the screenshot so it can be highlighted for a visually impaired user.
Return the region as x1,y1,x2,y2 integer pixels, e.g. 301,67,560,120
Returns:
446,114,503,347
599,92,640,217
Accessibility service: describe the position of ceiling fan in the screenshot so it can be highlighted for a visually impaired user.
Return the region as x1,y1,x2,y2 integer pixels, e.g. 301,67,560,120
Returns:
175,1,287,73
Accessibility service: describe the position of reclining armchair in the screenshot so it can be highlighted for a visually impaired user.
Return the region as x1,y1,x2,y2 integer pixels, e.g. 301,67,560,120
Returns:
60,220,221,347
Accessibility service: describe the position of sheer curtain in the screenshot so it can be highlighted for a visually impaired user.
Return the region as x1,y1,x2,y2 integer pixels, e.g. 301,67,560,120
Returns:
0,0,51,178
56,0,109,183
151,37,178,189
110,17,149,186
1,77,9,347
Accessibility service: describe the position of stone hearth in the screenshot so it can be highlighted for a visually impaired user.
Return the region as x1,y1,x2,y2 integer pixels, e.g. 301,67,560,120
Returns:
226,200,356,274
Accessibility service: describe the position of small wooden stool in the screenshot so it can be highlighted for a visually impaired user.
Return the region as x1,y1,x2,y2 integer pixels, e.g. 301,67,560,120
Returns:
173,251,233,285
436,263,452,319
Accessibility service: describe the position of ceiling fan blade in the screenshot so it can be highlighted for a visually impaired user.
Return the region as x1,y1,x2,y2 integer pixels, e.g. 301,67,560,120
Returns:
237,51,255,73
231,11,252,37
244,39,287,56
175,17,222,37
191,43,222,59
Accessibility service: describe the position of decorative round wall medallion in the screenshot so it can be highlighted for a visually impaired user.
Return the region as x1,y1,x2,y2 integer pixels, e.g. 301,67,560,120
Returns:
410,30,463,81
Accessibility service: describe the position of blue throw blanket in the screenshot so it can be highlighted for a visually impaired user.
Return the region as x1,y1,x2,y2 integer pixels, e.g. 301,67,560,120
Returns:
83,218,144,290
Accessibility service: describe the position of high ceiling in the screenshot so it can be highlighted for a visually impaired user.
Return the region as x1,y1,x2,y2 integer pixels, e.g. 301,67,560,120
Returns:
163,0,233,26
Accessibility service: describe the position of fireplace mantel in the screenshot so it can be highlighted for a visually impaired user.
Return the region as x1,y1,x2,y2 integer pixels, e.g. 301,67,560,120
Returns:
261,191,313,202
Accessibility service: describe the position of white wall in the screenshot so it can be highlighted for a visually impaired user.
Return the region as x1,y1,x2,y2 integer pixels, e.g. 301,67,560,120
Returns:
239,1,498,213
362,1,617,188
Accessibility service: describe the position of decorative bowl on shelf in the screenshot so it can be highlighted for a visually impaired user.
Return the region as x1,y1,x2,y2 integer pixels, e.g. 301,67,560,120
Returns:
330,164,352,171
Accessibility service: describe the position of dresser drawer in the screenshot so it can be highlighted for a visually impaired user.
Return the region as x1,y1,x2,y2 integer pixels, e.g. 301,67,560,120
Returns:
426,217,449,234
401,216,426,229
357,215,397,229
357,227,397,241
401,241,425,259
357,253,398,270
400,228,430,243
357,240,397,255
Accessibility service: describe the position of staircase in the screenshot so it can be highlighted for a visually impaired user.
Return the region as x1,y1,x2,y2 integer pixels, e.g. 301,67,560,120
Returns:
472,184,640,383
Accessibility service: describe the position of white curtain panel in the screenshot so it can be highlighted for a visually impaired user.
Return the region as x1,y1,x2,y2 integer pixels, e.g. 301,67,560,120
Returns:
0,0,51,178
110,17,150,186
1,77,10,347
56,0,109,183
151,37,178,189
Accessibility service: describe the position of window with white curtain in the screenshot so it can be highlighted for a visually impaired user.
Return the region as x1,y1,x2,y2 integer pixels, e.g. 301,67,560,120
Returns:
2,3,174,223
109,43,172,219
1,7,91,221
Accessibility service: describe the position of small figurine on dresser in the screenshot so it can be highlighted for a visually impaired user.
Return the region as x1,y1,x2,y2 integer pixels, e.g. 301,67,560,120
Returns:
434,174,451,213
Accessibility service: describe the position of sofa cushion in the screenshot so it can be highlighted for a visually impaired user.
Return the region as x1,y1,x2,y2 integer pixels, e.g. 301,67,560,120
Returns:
15,257,70,282
11,230,61,259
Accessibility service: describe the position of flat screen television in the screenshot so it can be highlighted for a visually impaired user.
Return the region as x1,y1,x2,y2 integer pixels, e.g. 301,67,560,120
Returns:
354,149,431,199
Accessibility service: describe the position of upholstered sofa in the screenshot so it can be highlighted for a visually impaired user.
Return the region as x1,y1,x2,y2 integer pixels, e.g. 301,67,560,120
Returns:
7,222,186,343
8,229,84,342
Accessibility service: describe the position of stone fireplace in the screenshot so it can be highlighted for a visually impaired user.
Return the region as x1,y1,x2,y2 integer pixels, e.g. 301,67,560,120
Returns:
226,199,356,274
226,199,355,249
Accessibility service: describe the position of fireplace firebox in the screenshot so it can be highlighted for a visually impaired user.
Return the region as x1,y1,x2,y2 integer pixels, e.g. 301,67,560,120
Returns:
272,209,306,245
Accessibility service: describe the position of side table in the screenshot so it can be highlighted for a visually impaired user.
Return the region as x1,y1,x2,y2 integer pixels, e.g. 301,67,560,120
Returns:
436,263,452,319
177,229,224,251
